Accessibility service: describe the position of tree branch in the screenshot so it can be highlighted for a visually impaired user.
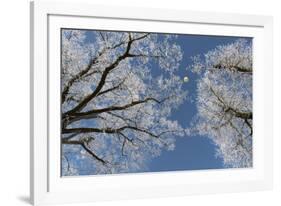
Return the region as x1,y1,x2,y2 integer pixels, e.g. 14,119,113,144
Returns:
96,78,126,97
68,97,161,121
214,64,252,74
62,125,160,139
63,33,151,115
62,139,107,164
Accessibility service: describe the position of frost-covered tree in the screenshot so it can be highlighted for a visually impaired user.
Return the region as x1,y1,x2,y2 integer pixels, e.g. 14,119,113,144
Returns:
61,30,186,175
188,39,253,168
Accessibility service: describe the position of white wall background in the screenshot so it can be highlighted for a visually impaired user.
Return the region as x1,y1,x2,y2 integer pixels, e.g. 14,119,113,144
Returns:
0,0,280,205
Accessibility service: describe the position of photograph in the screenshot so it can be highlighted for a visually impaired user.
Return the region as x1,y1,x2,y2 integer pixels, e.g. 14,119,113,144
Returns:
60,29,253,176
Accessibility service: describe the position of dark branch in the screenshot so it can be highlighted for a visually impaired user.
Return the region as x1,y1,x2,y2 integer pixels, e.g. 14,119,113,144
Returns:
61,34,130,104
63,33,150,115
209,86,252,120
80,143,107,164
62,139,107,164
62,57,99,103
62,125,160,138
69,97,161,121
214,64,252,74
96,78,126,97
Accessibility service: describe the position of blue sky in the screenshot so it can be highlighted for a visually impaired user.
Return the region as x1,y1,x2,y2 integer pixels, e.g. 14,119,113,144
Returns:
148,34,251,172
64,30,251,175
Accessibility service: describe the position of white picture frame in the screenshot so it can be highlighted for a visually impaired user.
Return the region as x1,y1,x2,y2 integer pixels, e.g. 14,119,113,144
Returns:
30,0,273,205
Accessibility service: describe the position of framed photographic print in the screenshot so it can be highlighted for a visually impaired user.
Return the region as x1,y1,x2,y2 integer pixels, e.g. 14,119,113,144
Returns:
30,0,273,205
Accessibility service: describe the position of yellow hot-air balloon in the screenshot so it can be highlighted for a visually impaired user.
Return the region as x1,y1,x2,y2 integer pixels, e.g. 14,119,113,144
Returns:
183,76,189,83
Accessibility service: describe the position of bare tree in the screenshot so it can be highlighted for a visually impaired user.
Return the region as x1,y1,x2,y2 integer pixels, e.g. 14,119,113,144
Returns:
61,30,186,175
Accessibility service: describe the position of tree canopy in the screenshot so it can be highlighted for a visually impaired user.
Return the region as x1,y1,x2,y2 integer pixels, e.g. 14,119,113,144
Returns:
61,30,253,176
188,39,253,167
61,30,186,175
